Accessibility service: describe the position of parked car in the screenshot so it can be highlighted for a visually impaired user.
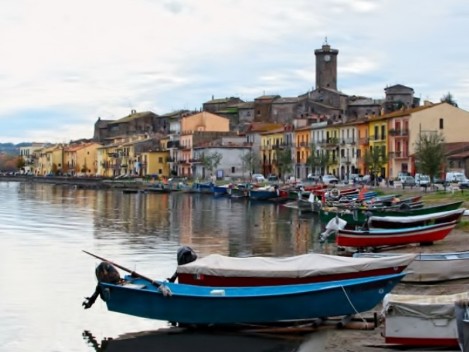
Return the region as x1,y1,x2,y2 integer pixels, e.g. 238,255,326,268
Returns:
266,174,279,183
322,174,339,185
402,175,416,188
415,174,431,186
251,174,266,183
306,174,321,182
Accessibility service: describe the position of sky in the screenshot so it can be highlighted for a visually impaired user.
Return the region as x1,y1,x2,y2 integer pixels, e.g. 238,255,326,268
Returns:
1,0,468,144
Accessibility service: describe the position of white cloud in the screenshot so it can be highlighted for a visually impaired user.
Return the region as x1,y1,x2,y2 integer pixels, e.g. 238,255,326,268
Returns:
0,0,468,143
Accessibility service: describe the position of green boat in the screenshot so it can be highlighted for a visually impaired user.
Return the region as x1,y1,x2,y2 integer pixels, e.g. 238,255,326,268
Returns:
319,200,464,226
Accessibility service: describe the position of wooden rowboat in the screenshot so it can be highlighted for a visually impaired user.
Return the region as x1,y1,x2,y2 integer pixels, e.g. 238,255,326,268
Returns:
97,272,405,325
321,200,464,227
354,250,469,283
336,220,458,249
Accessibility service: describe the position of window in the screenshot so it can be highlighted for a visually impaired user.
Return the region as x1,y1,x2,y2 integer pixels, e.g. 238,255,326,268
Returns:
231,167,235,173
440,118,444,129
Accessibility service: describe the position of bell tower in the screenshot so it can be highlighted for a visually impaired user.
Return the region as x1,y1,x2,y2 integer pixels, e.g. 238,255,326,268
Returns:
314,38,338,90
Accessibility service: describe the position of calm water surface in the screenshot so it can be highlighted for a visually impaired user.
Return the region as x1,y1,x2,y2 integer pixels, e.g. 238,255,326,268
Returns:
0,181,333,352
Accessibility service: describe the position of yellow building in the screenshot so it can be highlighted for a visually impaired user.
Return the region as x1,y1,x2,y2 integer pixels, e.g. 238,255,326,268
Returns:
141,150,170,178
37,144,64,175
64,142,101,176
260,127,285,176
294,125,312,178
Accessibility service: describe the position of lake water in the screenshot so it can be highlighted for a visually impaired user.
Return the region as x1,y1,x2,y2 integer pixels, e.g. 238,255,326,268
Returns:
0,181,333,352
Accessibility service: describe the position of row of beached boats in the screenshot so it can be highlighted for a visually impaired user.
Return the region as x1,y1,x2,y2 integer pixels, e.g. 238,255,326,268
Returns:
84,188,469,350
316,191,469,350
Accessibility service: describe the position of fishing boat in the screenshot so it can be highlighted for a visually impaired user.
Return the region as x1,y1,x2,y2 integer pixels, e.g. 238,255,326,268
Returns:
320,200,464,227
336,220,458,249
366,208,465,229
383,292,469,348
354,250,469,283
82,251,406,326
248,185,283,201
212,184,230,197
175,251,416,287
95,272,406,325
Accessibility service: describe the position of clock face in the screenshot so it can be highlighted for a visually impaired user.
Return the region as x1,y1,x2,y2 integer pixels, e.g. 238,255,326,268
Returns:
324,55,331,62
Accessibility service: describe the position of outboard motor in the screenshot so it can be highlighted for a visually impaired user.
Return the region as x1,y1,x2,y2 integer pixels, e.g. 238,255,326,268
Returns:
177,246,198,266
82,261,121,309
95,261,121,284
168,246,198,283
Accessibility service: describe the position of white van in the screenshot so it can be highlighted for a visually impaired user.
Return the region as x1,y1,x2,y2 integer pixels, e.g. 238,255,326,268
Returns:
445,172,467,183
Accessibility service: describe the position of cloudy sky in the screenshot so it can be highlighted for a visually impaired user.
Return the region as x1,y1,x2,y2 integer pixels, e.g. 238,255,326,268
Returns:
1,0,468,144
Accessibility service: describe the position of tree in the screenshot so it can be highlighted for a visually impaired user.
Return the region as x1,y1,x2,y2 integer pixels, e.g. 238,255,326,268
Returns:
306,145,331,175
16,156,25,171
414,132,445,183
364,146,388,185
275,147,293,181
200,151,222,178
440,92,458,107
240,150,261,178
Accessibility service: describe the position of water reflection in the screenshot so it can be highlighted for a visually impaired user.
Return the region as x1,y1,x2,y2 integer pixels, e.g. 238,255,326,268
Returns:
83,327,327,352
0,181,334,352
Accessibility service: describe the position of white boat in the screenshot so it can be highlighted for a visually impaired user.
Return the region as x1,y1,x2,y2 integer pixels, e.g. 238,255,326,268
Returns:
354,251,469,283
383,292,469,348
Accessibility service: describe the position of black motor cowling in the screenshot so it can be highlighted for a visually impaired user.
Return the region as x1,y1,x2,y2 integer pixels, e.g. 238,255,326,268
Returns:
167,246,198,283
83,261,121,309
95,261,121,283
176,246,198,266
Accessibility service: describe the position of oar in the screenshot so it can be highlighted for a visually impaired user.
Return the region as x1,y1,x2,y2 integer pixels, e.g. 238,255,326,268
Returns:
82,250,172,296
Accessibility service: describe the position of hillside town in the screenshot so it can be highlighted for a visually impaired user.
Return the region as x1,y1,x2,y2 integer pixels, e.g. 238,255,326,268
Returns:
14,42,469,181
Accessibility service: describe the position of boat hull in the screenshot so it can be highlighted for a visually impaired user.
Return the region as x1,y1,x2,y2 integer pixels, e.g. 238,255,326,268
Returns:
99,273,405,325
336,221,457,248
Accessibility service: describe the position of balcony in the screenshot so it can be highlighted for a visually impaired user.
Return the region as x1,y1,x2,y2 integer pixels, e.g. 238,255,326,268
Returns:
389,129,409,137
389,151,409,159
359,137,370,145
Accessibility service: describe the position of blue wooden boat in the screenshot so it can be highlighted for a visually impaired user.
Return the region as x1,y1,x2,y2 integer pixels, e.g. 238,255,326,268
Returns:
97,272,405,325
212,184,229,197
190,182,214,194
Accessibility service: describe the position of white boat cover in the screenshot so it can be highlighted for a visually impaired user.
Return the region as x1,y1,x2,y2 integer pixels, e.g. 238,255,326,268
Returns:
176,253,416,278
384,292,469,319
368,208,465,224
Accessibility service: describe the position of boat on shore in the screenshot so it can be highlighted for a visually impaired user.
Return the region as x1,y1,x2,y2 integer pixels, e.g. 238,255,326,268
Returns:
82,251,406,326
354,250,469,283
96,272,406,326
336,220,458,250
367,208,465,229
321,200,464,227
175,251,416,287
383,292,469,348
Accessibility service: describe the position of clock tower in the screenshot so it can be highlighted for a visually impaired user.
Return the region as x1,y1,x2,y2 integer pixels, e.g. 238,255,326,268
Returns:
314,39,338,90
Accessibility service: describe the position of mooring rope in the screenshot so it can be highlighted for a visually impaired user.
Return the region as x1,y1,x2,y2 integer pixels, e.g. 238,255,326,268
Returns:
340,285,369,329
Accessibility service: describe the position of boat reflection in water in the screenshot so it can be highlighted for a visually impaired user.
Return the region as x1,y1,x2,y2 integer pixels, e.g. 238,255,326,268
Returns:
83,327,327,352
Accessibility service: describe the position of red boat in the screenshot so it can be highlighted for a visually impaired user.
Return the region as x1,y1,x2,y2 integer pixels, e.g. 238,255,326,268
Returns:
336,220,458,249
175,252,416,287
